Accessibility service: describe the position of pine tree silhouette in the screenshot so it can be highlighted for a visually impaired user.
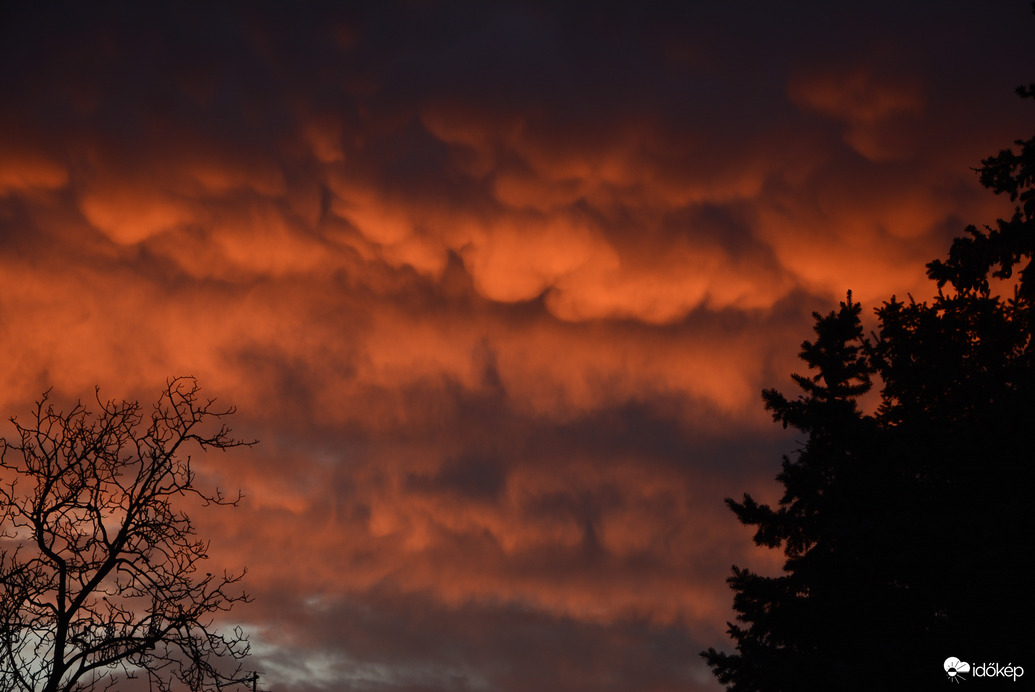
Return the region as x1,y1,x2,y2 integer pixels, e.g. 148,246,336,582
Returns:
703,87,1035,691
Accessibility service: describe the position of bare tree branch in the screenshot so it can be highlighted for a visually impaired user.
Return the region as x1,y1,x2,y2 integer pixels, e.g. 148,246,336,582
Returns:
0,377,258,692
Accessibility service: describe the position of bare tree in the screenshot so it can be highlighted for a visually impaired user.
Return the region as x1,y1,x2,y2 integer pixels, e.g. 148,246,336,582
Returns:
0,377,257,692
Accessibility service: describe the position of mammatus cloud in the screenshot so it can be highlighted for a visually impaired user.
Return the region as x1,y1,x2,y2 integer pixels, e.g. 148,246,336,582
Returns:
789,67,925,162
1,2,1033,690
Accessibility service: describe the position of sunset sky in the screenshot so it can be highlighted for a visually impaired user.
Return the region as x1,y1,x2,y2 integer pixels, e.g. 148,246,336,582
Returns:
2,2,1033,690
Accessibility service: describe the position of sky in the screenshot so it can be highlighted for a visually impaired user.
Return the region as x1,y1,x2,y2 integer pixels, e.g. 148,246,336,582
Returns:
1,2,1033,690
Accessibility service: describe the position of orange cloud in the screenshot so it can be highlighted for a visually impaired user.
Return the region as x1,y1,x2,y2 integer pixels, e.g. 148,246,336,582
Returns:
80,184,194,244
2,4,1031,688
0,147,68,194
197,439,777,634
789,68,925,162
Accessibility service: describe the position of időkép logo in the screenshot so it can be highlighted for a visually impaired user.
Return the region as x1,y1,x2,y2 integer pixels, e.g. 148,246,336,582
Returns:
944,657,1024,683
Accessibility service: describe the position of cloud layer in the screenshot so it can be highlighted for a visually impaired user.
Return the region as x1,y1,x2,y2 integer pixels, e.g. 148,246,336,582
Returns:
1,2,1032,689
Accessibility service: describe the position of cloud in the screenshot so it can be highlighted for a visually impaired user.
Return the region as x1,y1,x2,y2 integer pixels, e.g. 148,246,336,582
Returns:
1,2,1033,690
0,147,67,194
790,67,925,162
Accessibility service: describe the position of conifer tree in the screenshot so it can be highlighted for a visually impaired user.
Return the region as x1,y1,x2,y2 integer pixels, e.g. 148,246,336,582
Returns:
704,88,1035,690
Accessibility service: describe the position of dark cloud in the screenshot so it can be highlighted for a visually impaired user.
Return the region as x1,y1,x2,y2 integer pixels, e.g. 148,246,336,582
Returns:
249,591,717,692
1,1,1032,690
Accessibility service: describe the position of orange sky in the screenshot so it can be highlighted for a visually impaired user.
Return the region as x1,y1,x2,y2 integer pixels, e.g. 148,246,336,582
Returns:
1,2,1033,690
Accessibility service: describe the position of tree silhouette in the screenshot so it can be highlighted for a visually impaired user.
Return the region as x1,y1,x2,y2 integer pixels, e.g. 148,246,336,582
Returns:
703,87,1035,690
0,377,257,692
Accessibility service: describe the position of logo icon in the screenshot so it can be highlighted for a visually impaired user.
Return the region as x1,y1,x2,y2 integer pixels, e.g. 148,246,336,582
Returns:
945,657,970,683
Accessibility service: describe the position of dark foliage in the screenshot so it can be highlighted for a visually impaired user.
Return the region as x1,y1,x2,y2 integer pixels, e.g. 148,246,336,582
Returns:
0,377,257,692
703,90,1035,689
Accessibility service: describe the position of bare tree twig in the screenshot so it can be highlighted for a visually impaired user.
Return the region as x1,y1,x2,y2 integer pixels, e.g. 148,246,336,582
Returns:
0,377,258,692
